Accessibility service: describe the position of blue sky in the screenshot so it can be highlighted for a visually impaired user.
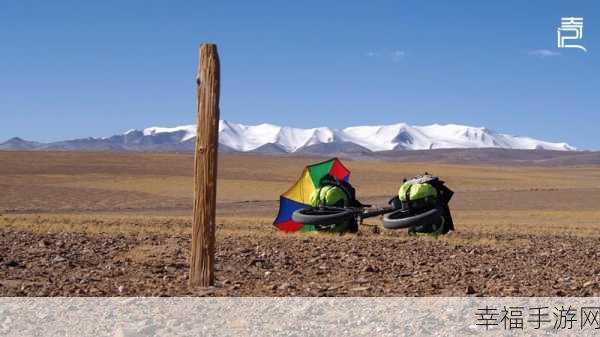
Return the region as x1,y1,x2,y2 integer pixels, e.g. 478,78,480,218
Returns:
1,0,598,148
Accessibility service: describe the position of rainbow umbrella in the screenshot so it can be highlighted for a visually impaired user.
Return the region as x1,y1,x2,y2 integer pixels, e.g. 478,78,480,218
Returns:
273,158,351,232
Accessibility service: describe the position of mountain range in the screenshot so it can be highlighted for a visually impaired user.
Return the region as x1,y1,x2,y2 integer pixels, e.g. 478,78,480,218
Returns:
0,120,576,154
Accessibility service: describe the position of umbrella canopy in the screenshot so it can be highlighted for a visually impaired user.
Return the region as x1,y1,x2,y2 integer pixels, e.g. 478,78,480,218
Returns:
273,158,351,232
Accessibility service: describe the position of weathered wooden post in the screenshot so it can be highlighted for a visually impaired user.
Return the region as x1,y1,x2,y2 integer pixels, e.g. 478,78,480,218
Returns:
189,43,220,287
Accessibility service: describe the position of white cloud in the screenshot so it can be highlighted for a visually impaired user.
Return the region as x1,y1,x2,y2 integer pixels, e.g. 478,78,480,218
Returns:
365,49,406,61
391,50,405,62
528,49,561,58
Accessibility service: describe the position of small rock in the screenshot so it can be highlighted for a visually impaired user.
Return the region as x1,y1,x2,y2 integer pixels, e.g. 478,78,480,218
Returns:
114,327,141,337
5,260,20,267
355,277,369,284
248,258,264,266
350,286,369,292
52,256,67,263
118,285,124,293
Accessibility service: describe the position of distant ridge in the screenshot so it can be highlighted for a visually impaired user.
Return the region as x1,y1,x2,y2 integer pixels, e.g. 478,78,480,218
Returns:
0,120,576,155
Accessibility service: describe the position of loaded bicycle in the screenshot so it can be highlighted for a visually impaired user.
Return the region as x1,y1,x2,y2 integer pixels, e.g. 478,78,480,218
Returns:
274,158,454,235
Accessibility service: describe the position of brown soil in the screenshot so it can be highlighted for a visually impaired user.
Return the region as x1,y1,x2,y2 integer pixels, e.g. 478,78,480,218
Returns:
2,229,599,296
0,151,599,296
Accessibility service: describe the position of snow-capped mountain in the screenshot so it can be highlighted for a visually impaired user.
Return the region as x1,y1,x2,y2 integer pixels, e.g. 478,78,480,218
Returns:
139,120,575,152
0,120,576,153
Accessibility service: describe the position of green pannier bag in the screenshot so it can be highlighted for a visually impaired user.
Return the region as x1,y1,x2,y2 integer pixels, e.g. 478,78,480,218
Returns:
307,185,354,233
310,185,348,207
398,182,438,202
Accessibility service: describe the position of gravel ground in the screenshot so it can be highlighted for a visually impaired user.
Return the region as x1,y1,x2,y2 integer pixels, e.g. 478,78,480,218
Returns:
2,229,600,297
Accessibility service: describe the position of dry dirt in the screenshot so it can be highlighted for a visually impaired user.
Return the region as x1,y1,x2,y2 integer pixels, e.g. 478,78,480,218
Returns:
0,151,599,296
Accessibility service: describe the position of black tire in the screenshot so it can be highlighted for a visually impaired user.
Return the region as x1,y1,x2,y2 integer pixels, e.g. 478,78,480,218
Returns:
292,207,354,225
383,206,443,230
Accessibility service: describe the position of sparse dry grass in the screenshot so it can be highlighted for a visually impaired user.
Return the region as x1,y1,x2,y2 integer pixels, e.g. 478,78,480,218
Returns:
0,213,191,236
456,210,600,236
0,151,599,245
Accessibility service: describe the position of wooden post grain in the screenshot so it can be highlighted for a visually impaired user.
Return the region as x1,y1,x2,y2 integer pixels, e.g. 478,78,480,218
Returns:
190,43,220,287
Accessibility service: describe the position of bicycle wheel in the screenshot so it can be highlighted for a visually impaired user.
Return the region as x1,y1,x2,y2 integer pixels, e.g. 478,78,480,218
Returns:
382,206,443,230
292,207,355,225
